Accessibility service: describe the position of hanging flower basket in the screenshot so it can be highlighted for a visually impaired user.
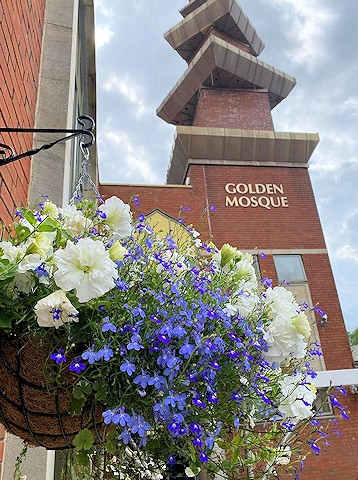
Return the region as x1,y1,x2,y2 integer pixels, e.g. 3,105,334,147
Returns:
0,333,103,449
0,195,349,479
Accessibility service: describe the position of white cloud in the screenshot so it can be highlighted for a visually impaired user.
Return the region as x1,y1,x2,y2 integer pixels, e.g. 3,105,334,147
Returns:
335,244,358,262
95,25,114,48
336,97,358,118
100,129,160,184
94,0,111,17
271,0,337,69
103,74,151,119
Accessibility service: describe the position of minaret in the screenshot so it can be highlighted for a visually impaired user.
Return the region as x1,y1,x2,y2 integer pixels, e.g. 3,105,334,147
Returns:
157,0,319,184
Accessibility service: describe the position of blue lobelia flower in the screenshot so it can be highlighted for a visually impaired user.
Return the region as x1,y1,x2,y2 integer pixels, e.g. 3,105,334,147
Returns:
128,414,151,438
102,316,117,333
50,348,66,365
82,345,100,364
120,359,136,376
97,343,114,361
69,358,86,374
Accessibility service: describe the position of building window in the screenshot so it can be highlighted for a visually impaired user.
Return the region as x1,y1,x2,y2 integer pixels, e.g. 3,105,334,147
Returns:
273,254,307,283
314,388,334,417
273,254,326,372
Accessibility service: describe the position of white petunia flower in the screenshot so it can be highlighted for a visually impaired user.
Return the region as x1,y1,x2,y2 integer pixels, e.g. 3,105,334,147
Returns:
263,315,307,365
12,271,36,294
35,290,79,328
233,292,259,318
184,467,198,478
263,286,309,365
292,312,311,338
264,286,298,320
0,241,27,263
25,232,54,259
42,200,59,219
98,196,132,239
108,240,127,261
278,374,316,422
17,253,43,273
58,204,92,237
53,237,118,302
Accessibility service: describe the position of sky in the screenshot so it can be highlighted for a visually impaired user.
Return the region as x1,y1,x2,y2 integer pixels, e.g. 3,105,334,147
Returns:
93,0,358,333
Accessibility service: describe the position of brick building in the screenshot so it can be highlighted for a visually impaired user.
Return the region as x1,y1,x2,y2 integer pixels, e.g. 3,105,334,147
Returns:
0,1,97,478
100,0,358,478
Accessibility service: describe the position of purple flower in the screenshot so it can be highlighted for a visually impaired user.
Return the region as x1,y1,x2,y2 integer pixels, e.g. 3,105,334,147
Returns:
262,277,272,287
150,371,166,390
102,409,120,425
82,345,99,364
102,316,117,333
127,334,144,351
132,306,145,318
50,349,66,365
158,333,171,346
189,423,202,435
309,440,320,455
179,340,195,359
199,452,209,463
96,210,107,219
118,427,132,445
192,396,206,409
210,360,221,370
128,414,151,438
134,370,151,389
120,359,136,376
34,263,49,278
97,344,114,361
132,196,140,208
69,358,86,374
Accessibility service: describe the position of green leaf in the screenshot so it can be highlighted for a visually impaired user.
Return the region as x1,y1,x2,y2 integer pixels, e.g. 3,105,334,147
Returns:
37,217,58,232
82,383,92,395
231,447,241,465
68,396,85,415
21,210,37,226
0,313,12,329
72,385,85,399
73,428,94,452
106,429,118,455
0,259,17,281
76,451,91,467
221,460,232,470
14,223,31,243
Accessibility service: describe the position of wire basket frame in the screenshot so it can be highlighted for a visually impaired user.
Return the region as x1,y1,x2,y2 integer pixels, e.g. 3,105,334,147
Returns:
0,334,104,449
70,140,101,205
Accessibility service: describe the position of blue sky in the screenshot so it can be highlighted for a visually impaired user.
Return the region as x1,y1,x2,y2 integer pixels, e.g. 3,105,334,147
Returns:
94,0,358,332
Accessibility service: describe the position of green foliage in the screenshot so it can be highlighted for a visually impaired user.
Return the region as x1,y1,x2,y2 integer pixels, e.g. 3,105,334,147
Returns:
348,327,358,345
73,429,95,452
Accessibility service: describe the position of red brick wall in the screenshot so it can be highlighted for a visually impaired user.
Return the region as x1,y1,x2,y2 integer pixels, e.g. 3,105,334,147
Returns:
188,29,251,63
0,0,46,472
193,89,274,130
101,164,326,250
0,0,46,227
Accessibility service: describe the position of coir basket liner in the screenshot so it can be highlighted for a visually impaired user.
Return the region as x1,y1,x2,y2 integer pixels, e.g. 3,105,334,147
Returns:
0,334,103,449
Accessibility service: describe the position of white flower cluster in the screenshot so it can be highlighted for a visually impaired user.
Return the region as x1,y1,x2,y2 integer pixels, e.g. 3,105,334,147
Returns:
0,196,132,327
263,286,311,366
278,373,317,422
